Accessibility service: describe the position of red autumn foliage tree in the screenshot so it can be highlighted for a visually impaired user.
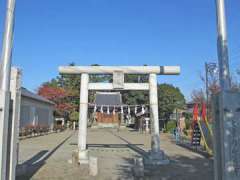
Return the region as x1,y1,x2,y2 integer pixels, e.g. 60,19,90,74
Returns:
38,85,75,117
38,85,66,101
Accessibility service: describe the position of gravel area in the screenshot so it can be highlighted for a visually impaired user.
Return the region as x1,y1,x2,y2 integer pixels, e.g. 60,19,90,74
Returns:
16,128,213,180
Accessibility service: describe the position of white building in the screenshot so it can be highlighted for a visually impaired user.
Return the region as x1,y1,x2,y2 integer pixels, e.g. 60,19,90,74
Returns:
19,88,55,129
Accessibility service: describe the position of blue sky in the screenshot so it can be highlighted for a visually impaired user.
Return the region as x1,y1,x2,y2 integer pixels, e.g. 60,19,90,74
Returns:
0,0,240,101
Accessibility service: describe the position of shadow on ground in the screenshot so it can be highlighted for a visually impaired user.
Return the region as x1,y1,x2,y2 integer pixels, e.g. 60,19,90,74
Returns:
110,131,214,180
177,142,212,158
168,135,212,158
109,130,149,157
117,155,213,180
16,134,73,180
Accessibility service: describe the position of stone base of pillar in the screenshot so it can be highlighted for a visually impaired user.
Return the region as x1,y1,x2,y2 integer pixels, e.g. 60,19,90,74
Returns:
78,150,89,164
144,150,169,166
71,150,98,176
72,150,89,165
133,157,144,178
89,156,98,176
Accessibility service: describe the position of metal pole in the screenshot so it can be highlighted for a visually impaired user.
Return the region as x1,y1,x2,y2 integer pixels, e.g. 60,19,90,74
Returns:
0,0,16,90
8,68,21,180
215,0,231,90
205,63,209,119
0,0,16,179
214,1,233,179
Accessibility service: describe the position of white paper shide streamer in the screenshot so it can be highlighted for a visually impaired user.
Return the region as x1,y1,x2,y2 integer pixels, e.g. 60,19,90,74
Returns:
134,106,137,115
94,105,97,113
113,106,116,115
141,106,145,114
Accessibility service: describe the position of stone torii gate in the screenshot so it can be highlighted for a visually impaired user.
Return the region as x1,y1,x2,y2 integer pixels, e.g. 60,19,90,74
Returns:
59,65,180,165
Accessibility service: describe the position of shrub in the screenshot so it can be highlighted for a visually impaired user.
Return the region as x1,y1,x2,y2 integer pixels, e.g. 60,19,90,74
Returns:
184,112,192,130
166,120,177,133
69,111,79,122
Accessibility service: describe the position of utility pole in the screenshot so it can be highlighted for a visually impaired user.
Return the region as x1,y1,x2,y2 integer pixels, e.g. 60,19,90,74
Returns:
205,62,217,121
205,63,209,119
213,0,239,180
216,0,231,90
0,0,16,179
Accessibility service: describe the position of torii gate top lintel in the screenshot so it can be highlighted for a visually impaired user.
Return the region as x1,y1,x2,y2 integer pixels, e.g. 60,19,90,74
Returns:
58,66,180,75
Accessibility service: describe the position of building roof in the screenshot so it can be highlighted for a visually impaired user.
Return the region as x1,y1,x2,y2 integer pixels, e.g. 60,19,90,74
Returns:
95,92,122,106
21,87,55,105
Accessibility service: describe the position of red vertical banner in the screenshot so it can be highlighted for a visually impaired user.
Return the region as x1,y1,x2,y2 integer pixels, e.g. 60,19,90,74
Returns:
202,103,207,122
192,104,199,139
193,104,199,123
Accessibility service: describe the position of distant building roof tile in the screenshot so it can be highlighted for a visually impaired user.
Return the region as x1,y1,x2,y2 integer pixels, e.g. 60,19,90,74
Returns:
21,87,55,105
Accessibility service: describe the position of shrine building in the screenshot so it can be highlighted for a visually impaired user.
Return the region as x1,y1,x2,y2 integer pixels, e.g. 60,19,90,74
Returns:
93,92,122,128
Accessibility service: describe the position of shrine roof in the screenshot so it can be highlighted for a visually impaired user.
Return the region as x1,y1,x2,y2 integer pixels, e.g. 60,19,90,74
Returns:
95,92,122,106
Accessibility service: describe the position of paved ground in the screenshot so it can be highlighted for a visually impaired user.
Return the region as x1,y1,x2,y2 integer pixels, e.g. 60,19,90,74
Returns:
16,128,213,180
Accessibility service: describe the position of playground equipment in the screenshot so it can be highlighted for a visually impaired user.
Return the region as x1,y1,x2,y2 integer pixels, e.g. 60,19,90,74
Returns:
191,104,201,146
191,103,213,155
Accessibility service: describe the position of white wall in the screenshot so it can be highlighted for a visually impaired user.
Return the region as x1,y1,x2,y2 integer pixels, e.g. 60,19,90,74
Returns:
20,97,54,129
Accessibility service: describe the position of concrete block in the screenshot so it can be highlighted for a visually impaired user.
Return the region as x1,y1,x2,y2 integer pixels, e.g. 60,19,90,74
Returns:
144,150,170,166
89,156,98,176
78,150,89,165
133,157,144,178
71,150,79,165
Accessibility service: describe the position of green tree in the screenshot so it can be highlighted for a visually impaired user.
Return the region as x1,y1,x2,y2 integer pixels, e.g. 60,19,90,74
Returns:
158,84,185,124
69,111,79,122
42,78,60,88
38,63,81,119
122,74,149,105
88,64,113,103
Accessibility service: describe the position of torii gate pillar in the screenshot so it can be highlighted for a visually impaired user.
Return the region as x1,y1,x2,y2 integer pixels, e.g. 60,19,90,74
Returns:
78,73,89,164
149,74,160,152
147,74,169,164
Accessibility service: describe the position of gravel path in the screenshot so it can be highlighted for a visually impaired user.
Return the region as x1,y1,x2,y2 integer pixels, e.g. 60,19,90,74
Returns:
17,128,213,180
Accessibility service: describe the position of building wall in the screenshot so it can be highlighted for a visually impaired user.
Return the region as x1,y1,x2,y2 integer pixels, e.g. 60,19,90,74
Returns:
20,96,54,129
96,112,119,124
